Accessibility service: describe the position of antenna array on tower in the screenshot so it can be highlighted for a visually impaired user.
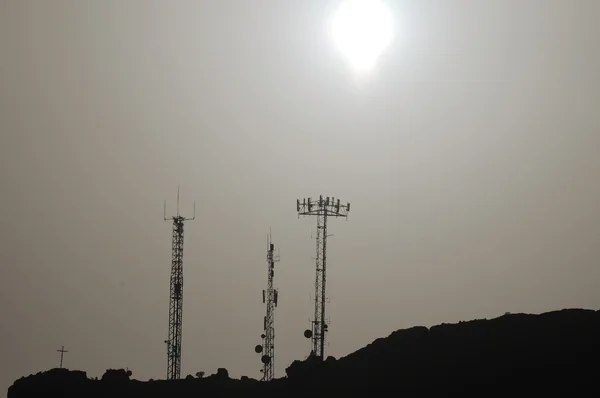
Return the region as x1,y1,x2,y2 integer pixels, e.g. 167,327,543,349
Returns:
254,230,280,381
164,187,195,380
297,195,350,360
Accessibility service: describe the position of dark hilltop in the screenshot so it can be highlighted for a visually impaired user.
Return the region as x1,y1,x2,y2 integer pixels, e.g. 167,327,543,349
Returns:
8,308,600,397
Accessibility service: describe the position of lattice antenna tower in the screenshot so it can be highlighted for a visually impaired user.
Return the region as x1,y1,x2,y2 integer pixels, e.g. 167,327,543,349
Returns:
254,229,280,381
297,195,350,360
163,186,195,380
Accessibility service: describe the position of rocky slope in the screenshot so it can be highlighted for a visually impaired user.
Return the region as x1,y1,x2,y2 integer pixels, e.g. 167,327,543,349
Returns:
8,308,600,397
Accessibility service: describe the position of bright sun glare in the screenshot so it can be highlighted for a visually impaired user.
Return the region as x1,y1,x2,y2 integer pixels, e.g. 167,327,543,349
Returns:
332,0,394,72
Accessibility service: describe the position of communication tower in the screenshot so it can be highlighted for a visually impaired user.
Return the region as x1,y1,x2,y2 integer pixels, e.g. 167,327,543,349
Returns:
297,196,350,360
254,230,280,381
164,187,195,380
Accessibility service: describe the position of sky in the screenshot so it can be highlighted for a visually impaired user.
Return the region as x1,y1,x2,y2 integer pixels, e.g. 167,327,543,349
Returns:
1,0,600,392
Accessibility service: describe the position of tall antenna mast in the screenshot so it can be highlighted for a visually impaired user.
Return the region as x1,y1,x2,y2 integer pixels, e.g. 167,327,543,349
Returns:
254,230,280,381
297,196,350,360
57,346,68,369
163,186,195,380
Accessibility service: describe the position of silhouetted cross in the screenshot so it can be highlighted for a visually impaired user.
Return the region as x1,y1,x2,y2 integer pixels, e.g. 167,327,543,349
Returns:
57,346,68,368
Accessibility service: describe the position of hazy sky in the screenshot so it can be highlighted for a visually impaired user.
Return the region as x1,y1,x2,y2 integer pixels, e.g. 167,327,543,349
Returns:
1,0,600,392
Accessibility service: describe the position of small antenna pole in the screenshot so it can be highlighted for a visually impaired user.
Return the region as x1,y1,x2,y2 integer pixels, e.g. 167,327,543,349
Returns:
176,185,180,217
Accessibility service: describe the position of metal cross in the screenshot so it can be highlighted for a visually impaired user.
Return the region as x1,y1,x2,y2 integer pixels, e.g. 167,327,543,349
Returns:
57,346,68,368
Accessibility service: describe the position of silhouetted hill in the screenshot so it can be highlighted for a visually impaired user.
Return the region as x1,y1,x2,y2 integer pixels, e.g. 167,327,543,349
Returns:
9,308,600,397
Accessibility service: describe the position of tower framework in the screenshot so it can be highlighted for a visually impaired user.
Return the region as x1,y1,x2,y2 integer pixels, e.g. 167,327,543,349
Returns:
164,189,195,380
254,231,280,381
297,196,350,360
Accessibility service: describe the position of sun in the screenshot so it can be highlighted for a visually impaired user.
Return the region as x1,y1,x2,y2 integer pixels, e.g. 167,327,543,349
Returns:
331,0,394,72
